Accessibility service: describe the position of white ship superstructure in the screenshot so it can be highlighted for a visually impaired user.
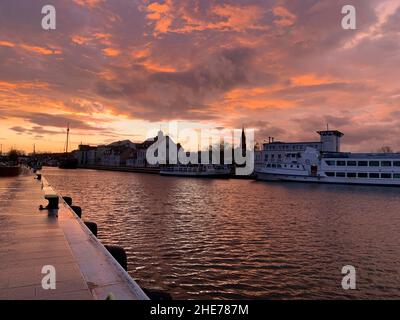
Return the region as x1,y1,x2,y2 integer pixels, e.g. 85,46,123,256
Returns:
256,130,400,186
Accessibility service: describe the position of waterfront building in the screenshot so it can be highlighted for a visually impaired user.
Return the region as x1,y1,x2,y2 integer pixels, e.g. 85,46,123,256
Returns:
74,131,182,168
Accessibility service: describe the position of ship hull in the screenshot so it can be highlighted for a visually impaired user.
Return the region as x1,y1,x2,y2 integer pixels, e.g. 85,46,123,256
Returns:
59,158,78,169
256,171,400,186
160,171,230,178
0,166,21,177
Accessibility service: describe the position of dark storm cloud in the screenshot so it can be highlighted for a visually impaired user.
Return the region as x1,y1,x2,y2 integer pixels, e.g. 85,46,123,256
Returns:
94,46,276,121
10,126,62,135
13,113,100,131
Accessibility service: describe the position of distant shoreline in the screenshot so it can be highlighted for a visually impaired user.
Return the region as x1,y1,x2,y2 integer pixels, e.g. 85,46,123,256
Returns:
76,165,160,174
56,165,255,179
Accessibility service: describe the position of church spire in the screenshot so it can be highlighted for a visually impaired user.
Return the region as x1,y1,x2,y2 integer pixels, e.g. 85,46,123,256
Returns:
241,125,246,157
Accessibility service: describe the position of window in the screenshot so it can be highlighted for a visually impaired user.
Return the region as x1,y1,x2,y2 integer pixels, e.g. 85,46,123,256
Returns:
394,173,400,179
393,161,400,167
369,173,379,178
381,161,392,167
358,161,368,166
336,172,345,177
337,161,346,166
325,160,335,166
325,172,335,177
347,172,357,178
357,173,368,178
381,173,392,179
347,161,357,166
369,161,379,167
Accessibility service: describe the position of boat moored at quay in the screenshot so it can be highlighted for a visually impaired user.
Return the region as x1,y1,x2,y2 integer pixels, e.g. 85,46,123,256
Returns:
160,164,231,178
256,130,400,186
0,164,21,177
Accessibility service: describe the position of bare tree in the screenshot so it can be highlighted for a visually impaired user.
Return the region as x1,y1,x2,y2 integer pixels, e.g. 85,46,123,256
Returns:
8,149,22,163
377,146,393,153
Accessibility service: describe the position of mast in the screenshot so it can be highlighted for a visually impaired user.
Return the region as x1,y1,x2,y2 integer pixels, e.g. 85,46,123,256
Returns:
65,123,70,154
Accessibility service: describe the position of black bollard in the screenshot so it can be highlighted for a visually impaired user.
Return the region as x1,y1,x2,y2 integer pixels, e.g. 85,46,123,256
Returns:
62,196,72,206
84,221,98,237
70,206,82,218
142,288,173,301
104,245,128,271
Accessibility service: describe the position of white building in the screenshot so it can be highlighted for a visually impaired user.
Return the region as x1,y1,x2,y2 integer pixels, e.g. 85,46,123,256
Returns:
260,130,344,165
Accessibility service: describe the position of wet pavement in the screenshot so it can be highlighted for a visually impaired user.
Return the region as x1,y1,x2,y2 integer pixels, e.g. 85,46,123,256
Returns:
0,174,147,300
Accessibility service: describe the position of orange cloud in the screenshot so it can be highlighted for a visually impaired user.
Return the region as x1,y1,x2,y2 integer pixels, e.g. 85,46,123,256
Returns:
143,1,266,36
0,41,61,55
0,40,15,47
102,47,121,57
291,74,341,86
132,48,151,59
20,44,61,55
0,81,50,91
71,32,113,46
145,0,174,35
97,70,117,81
71,35,91,45
73,0,104,8
94,33,113,45
212,4,266,32
272,6,296,27
141,60,177,72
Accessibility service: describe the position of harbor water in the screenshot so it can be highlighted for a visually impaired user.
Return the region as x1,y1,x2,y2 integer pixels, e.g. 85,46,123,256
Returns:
44,167,400,299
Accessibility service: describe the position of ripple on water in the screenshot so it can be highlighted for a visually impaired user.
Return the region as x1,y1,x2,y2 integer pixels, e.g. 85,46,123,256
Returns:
44,167,400,299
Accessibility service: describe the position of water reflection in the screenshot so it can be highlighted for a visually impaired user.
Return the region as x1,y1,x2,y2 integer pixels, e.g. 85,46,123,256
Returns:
44,167,400,299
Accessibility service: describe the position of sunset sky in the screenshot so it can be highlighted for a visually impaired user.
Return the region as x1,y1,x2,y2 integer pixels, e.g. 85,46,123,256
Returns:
0,0,400,153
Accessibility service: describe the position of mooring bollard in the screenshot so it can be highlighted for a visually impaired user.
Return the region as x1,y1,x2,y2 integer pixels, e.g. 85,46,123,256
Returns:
70,206,82,218
40,187,59,211
104,245,128,271
62,196,72,206
142,288,172,301
84,221,98,237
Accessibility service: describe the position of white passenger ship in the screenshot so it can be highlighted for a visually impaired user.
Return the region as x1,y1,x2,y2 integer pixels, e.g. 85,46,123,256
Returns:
256,130,400,186
160,165,230,178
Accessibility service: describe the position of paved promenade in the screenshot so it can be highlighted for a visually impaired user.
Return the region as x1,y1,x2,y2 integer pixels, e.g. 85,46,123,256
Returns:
0,174,148,300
